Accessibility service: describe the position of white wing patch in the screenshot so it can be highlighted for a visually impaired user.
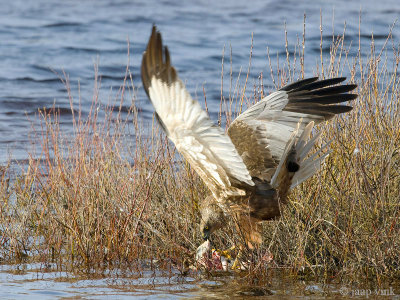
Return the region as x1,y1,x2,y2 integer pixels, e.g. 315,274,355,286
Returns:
148,76,254,196
141,27,254,199
236,91,289,122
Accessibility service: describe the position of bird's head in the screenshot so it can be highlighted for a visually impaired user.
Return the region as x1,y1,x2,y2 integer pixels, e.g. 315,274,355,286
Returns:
199,196,226,241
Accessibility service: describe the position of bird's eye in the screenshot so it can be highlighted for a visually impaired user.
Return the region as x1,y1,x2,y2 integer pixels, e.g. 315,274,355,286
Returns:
204,226,209,230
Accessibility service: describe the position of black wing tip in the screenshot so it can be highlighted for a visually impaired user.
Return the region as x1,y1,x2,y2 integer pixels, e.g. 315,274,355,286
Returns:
285,104,353,120
141,25,165,95
280,77,319,91
282,76,358,117
343,84,358,92
149,24,161,45
141,24,177,95
282,76,353,92
341,105,354,113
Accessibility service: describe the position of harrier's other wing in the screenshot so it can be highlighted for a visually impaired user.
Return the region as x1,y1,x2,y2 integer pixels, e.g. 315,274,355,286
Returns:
141,26,254,198
228,77,357,182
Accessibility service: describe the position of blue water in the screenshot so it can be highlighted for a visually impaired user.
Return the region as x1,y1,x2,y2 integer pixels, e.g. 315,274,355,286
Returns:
0,0,398,164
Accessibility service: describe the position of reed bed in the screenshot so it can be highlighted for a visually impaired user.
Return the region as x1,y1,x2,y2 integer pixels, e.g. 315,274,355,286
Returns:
0,22,399,284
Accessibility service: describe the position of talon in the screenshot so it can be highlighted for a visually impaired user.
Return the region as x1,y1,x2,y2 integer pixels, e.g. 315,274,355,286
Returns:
231,249,242,270
219,246,235,260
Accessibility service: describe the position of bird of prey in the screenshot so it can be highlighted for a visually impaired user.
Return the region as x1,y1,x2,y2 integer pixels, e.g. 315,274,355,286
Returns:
141,25,357,255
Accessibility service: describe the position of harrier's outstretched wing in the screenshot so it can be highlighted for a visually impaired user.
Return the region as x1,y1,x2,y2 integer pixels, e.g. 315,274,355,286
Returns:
228,77,357,182
141,26,254,198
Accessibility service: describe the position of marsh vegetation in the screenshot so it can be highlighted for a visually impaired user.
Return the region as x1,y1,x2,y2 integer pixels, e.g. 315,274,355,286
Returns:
1,21,399,288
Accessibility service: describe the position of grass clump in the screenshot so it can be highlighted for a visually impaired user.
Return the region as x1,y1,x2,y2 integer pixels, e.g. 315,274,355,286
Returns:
0,21,400,284
0,70,204,274
258,22,400,282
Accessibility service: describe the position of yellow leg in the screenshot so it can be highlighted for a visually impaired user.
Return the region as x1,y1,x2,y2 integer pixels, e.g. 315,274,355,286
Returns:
220,245,235,258
231,249,242,270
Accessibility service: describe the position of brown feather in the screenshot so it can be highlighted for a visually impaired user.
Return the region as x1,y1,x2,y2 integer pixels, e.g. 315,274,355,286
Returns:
234,213,263,249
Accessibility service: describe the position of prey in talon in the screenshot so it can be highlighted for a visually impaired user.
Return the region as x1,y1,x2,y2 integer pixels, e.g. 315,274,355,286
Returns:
141,25,358,271
195,239,232,271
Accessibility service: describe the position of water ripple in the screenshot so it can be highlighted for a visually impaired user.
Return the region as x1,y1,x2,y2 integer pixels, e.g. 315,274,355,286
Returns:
0,0,398,164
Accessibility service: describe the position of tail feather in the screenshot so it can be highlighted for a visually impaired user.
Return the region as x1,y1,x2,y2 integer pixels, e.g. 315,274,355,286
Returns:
291,122,331,189
270,121,330,193
303,139,332,163
291,150,331,188
296,121,314,151
299,131,322,161
270,122,300,189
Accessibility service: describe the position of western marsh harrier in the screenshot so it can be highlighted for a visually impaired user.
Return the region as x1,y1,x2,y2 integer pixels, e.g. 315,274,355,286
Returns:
141,25,357,258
